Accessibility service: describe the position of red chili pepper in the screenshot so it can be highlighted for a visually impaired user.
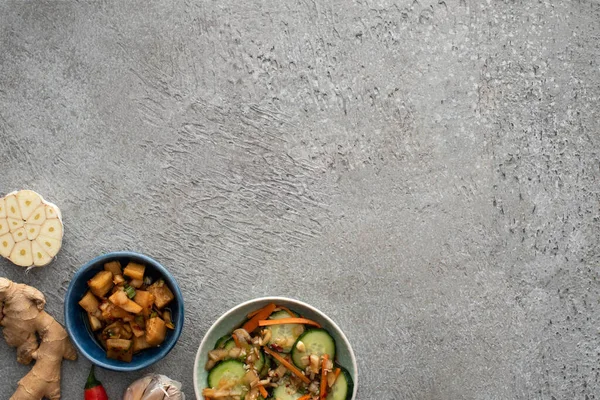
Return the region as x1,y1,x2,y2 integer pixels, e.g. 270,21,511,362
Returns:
269,343,284,353
84,365,109,400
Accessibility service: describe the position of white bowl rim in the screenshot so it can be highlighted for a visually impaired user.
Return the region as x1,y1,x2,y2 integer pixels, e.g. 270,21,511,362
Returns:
193,296,358,400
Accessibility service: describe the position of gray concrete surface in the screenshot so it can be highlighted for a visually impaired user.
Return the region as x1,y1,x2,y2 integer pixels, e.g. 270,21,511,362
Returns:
0,0,599,399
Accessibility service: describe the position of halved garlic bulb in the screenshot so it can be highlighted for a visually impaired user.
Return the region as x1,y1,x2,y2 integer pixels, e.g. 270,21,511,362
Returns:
0,190,63,267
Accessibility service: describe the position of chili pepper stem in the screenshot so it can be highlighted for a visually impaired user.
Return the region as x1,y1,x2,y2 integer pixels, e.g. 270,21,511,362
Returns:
84,364,109,400
85,365,101,389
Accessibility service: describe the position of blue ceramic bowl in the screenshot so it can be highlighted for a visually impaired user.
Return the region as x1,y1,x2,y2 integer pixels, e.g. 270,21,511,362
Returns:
193,297,358,400
64,251,184,372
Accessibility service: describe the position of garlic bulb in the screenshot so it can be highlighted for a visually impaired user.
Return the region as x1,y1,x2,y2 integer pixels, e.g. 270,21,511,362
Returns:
123,374,185,400
0,190,63,268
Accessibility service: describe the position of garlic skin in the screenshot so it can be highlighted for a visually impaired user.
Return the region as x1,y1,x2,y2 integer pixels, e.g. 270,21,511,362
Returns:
123,374,185,400
123,375,154,400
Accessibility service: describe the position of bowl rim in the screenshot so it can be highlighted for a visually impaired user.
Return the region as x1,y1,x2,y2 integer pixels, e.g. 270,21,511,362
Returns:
64,251,184,372
193,296,358,399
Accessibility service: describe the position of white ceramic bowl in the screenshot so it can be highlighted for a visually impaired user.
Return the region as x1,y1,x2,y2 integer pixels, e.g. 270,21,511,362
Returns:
193,297,358,399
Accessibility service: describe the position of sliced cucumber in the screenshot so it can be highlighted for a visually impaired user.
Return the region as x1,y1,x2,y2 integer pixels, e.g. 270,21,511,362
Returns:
269,377,305,400
266,310,305,353
220,337,266,372
291,328,336,369
326,366,353,400
214,334,231,349
223,338,236,351
259,352,272,378
207,360,248,395
254,349,265,372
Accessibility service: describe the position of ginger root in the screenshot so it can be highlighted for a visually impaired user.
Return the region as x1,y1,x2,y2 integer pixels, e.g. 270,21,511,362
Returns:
0,277,77,400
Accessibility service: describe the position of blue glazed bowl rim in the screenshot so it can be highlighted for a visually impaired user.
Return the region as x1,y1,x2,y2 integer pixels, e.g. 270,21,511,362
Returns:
64,251,184,372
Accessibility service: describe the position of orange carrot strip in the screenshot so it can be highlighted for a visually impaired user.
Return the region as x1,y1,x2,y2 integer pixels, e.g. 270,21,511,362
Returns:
263,346,310,384
258,318,321,328
247,307,262,319
243,303,276,333
298,395,311,400
320,354,329,399
333,367,341,384
258,385,268,398
232,333,242,348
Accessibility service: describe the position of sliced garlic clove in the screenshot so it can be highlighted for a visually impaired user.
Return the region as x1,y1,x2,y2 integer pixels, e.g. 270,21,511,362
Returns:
31,240,52,267
27,205,47,225
16,190,42,220
0,218,8,236
5,195,22,220
36,235,61,257
25,224,41,240
9,240,33,267
0,198,6,219
0,233,15,258
45,205,59,219
11,227,27,243
7,217,24,232
39,219,63,240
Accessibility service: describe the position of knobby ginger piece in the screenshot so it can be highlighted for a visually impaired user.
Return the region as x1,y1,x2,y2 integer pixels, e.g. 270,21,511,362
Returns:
0,190,63,268
0,277,77,399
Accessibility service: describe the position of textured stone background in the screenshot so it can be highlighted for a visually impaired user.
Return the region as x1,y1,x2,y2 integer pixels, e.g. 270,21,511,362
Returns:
1,1,599,399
